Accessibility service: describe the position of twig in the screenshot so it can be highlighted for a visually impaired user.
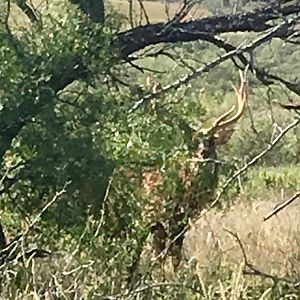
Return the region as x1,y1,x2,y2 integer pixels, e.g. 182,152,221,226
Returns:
278,102,300,111
0,182,70,265
0,160,26,190
173,0,195,23
137,0,150,25
128,0,135,29
224,228,248,264
94,171,115,237
24,182,70,236
263,190,300,221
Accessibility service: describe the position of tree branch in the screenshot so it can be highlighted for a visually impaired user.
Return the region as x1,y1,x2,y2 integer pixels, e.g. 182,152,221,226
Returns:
118,3,300,56
129,19,294,112
213,117,300,206
264,190,300,221
225,228,294,285
15,0,40,23
1,3,300,165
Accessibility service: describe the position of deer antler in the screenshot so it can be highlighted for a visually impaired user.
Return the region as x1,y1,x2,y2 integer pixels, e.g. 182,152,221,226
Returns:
211,105,236,129
208,69,248,135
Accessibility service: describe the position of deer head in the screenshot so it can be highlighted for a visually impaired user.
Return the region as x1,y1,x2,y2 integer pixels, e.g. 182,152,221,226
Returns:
194,70,248,159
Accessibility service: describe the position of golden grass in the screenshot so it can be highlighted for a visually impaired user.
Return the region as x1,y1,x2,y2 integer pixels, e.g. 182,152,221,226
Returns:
4,0,209,30
109,0,209,25
185,191,300,277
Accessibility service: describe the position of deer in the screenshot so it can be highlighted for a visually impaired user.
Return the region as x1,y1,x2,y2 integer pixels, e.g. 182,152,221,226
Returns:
141,70,248,269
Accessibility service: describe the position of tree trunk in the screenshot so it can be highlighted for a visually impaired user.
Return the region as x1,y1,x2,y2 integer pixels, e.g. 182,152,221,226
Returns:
0,224,7,250
70,0,105,23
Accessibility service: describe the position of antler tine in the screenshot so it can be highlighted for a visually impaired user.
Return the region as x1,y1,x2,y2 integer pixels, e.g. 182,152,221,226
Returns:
206,70,247,135
214,69,248,130
211,105,236,129
201,69,248,137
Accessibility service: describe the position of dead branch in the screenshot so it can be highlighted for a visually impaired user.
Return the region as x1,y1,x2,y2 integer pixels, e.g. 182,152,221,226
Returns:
15,0,40,23
118,3,300,56
129,19,294,112
264,190,300,221
225,229,294,285
213,117,300,206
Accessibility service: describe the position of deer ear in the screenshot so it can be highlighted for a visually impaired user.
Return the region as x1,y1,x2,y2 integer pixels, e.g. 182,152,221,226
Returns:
214,127,235,146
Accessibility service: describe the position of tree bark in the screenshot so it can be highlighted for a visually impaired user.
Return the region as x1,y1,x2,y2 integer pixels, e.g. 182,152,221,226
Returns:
0,224,7,250
118,3,300,56
69,0,105,23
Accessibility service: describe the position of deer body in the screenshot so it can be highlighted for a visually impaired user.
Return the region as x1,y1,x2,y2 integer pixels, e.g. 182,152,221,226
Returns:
141,71,248,268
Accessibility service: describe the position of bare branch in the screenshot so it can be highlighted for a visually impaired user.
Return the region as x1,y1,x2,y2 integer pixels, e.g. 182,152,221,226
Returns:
213,117,300,206
278,102,300,111
15,0,40,23
137,0,150,25
224,228,249,264
24,182,70,236
118,3,300,56
129,20,293,112
225,229,294,284
128,0,134,28
264,190,300,221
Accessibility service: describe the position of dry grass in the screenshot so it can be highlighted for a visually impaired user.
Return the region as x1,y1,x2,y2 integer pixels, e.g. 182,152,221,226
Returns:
185,191,300,277
3,0,209,30
109,0,209,25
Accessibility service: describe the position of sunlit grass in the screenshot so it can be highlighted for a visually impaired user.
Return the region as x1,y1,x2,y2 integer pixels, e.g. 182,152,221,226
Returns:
110,0,209,25
3,0,209,30
186,165,300,278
